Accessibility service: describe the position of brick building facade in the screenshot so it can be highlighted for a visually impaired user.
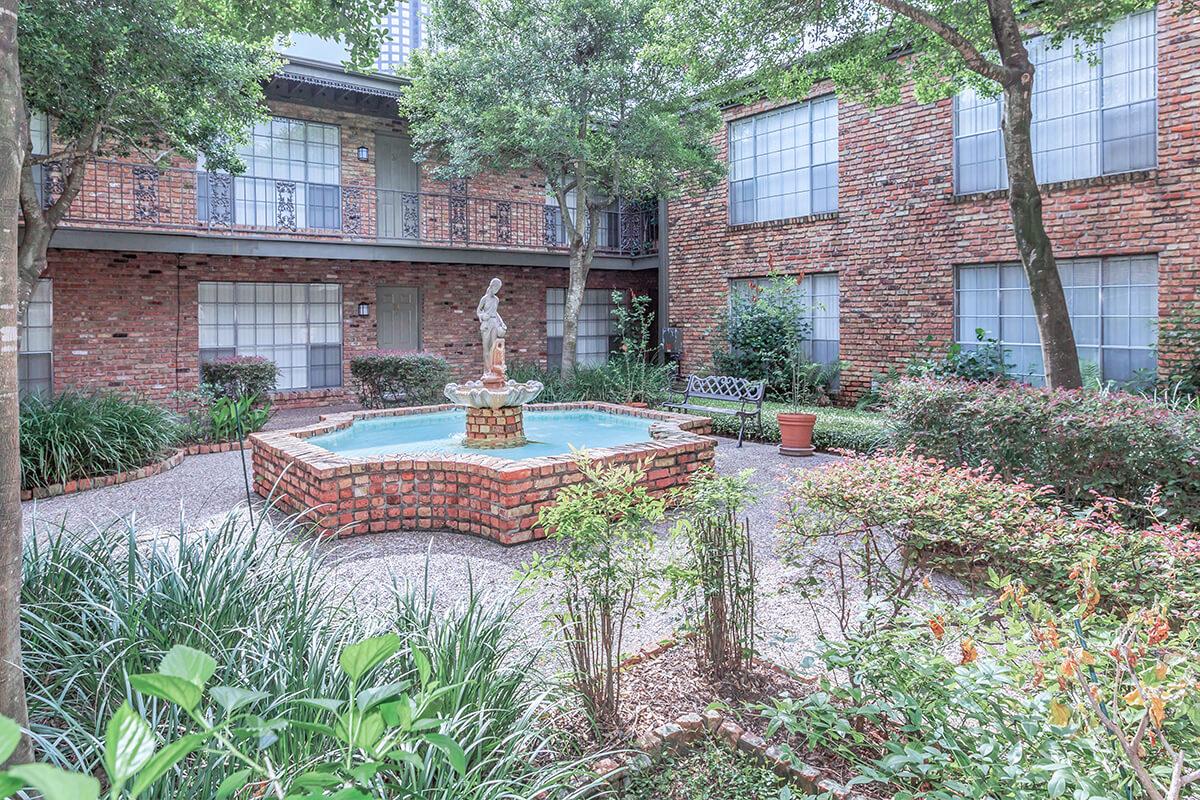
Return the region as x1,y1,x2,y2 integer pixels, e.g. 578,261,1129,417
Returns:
665,2,1198,400
25,60,660,405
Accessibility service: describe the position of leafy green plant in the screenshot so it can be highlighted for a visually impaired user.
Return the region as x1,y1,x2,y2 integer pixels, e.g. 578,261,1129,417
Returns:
521,458,667,731
617,738,792,799
666,469,759,682
885,376,1200,522
200,356,279,401
18,391,181,488
714,272,811,399
779,453,1200,621
207,394,269,441
605,291,674,405
759,583,1200,800
350,351,451,408
1159,305,1200,398
20,515,587,799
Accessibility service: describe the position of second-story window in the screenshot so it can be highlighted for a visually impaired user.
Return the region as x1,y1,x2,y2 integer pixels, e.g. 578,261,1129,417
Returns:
728,96,839,225
544,189,619,250
953,9,1157,194
199,117,342,231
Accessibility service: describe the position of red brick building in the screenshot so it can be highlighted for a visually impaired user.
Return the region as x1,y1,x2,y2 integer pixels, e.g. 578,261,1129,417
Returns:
19,3,1199,405
21,35,660,405
665,2,1198,400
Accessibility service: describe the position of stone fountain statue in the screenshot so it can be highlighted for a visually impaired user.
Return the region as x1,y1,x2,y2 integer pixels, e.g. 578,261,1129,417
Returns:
444,278,544,447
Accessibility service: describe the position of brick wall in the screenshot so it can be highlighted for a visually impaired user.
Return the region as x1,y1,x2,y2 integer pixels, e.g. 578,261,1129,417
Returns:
41,248,657,403
666,2,1200,399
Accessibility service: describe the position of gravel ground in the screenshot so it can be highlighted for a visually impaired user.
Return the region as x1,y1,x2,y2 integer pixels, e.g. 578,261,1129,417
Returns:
21,403,868,668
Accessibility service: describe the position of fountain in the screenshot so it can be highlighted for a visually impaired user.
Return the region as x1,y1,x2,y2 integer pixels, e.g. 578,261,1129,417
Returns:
442,278,544,447
249,278,717,544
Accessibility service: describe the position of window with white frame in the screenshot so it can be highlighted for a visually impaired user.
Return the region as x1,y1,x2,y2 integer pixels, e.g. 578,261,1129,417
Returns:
29,112,50,207
19,279,53,398
953,10,1157,194
546,288,617,368
729,97,839,225
956,255,1157,384
198,282,344,390
729,273,841,365
376,0,427,71
198,117,342,230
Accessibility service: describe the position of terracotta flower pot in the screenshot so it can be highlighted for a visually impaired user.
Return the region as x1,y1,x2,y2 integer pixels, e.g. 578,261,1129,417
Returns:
777,412,816,457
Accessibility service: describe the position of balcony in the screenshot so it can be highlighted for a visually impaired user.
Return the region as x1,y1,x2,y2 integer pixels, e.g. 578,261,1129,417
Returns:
46,160,659,257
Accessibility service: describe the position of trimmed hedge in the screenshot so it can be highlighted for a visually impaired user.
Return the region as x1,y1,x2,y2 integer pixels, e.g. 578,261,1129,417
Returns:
701,400,891,453
20,391,181,489
350,350,451,408
200,356,279,400
885,377,1200,520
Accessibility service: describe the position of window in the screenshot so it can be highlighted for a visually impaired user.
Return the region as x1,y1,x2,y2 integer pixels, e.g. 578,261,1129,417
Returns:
544,190,619,250
198,117,342,230
376,0,427,71
953,10,1157,193
199,282,344,391
30,112,50,207
546,288,616,368
19,280,53,398
729,273,841,365
729,96,839,224
956,255,1157,384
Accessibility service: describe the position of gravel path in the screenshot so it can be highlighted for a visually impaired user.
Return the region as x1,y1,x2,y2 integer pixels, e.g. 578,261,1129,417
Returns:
22,406,850,667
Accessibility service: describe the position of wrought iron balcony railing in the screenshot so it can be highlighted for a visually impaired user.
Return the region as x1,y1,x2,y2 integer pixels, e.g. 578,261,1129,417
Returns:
45,160,659,256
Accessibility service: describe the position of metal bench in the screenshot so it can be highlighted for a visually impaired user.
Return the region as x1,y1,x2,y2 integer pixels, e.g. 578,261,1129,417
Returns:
662,375,766,447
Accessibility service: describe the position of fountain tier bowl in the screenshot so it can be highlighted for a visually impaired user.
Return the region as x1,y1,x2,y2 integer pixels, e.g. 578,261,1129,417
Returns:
250,402,715,545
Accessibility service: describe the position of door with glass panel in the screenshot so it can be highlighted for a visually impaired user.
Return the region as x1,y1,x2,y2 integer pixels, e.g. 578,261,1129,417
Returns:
376,134,421,241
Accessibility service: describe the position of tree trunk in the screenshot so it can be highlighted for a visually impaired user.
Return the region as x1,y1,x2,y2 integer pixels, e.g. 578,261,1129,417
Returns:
560,244,589,378
987,0,1082,391
0,0,31,765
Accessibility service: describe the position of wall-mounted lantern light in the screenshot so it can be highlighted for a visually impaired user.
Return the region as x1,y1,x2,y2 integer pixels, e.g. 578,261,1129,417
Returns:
357,302,370,317
357,146,370,162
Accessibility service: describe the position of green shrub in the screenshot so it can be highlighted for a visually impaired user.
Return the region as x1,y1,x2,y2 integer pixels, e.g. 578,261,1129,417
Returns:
351,350,451,408
885,377,1200,520
199,355,279,400
703,401,891,453
606,291,675,404
779,453,1200,620
759,594,1200,800
712,272,811,398
1160,305,1200,396
19,391,180,488
20,514,588,799
174,386,271,443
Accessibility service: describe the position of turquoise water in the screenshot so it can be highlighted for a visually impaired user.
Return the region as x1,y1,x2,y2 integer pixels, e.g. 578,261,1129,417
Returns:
307,409,656,460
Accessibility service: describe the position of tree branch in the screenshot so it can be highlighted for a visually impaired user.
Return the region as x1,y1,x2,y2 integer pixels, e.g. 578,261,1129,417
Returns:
870,0,1010,84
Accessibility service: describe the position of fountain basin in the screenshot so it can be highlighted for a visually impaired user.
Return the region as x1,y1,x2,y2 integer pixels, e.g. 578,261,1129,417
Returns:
249,402,715,544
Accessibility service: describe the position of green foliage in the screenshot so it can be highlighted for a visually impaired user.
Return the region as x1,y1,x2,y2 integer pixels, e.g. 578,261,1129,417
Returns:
173,385,270,443
667,469,759,680
402,0,722,210
606,292,676,405
617,738,791,799
20,515,591,798
907,329,1013,383
779,453,1200,621
350,351,452,409
18,391,180,489
702,400,891,453
885,377,1200,522
521,459,667,730
713,273,811,399
759,591,1200,800
199,356,279,401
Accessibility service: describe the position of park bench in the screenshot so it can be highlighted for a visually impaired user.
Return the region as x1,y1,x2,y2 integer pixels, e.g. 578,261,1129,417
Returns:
662,375,766,447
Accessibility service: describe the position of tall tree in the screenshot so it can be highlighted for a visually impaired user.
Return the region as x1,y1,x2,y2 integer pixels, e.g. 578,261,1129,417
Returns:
400,0,722,376
0,0,391,763
0,0,25,766
655,0,1160,389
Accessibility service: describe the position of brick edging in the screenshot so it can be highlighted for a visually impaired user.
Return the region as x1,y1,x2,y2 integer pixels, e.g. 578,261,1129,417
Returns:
584,636,867,799
20,439,247,501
